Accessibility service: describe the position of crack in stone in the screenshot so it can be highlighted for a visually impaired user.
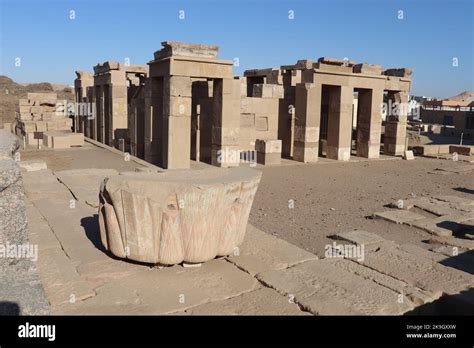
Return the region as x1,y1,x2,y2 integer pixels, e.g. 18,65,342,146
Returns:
224,258,314,315
31,201,73,262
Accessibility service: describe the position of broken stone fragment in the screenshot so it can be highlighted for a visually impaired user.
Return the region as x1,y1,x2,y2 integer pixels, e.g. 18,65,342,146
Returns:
98,167,262,265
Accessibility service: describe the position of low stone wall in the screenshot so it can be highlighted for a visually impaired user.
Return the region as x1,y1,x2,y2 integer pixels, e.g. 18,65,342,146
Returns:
0,129,49,314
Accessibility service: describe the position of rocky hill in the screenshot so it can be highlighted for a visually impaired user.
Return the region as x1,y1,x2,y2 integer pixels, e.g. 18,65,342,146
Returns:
446,91,474,101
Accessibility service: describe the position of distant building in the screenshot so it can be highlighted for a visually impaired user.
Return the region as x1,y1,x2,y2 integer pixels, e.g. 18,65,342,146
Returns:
420,96,474,139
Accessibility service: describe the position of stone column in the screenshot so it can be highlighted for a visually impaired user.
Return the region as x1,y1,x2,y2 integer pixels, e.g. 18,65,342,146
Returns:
356,88,383,158
161,75,192,169
144,77,163,165
293,82,321,162
327,85,353,161
211,78,240,167
384,91,408,156
94,85,103,142
110,70,128,148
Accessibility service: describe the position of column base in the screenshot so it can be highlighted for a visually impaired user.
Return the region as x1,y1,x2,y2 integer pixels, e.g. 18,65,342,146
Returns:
293,142,318,163
326,146,351,161
356,143,380,159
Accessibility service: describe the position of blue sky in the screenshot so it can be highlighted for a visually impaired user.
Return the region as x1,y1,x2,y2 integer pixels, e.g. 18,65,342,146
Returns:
0,0,472,98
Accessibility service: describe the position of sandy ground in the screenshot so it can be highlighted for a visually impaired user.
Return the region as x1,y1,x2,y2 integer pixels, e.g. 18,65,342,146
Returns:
249,157,474,257
21,142,474,258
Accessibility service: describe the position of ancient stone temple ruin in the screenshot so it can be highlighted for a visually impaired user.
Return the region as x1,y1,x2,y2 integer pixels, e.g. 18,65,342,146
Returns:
74,41,412,169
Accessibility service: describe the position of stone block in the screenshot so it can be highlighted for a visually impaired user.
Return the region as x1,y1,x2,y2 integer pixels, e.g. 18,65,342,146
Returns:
403,150,415,160
353,63,383,75
256,259,415,315
252,84,284,99
384,68,413,78
69,132,84,146
450,145,474,156
154,41,219,60
256,152,281,165
255,139,282,154
163,96,192,116
227,224,317,276
35,121,47,132
164,76,192,97
412,145,450,156
373,210,425,224
255,116,269,131
43,132,71,149
99,168,262,265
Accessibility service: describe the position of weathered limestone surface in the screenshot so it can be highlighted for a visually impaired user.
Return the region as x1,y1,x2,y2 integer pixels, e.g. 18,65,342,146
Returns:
55,168,119,208
355,240,474,296
183,287,309,315
99,168,262,264
53,259,259,315
373,210,425,224
257,258,415,315
227,224,318,276
0,129,49,315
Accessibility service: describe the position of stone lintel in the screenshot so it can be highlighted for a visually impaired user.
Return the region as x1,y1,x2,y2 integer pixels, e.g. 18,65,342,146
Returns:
317,57,357,67
243,68,274,77
384,68,413,78
75,71,94,79
154,41,219,60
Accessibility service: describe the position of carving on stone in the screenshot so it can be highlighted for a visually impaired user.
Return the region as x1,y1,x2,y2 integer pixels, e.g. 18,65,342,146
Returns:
98,167,261,264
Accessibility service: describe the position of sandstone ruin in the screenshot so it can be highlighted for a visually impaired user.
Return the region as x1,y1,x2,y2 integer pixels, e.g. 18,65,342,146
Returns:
73,41,412,169
9,92,84,149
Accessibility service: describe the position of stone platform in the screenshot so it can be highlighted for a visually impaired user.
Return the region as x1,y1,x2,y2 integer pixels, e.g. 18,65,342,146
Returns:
19,142,474,315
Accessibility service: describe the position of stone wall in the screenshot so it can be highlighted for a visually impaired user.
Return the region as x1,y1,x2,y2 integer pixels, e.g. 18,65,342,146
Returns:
0,129,49,314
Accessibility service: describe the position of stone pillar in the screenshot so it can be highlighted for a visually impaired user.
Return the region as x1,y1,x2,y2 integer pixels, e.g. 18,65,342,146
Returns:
161,75,192,169
94,85,103,142
211,78,241,167
110,70,128,147
327,85,353,161
144,77,163,165
384,91,408,156
88,86,97,141
356,88,384,158
293,82,321,163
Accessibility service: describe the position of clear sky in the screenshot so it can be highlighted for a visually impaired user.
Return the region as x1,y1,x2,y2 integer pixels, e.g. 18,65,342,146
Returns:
0,0,472,98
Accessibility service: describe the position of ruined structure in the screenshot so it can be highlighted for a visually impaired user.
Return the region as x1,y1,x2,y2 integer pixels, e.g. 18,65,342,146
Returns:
74,42,412,169
10,92,83,149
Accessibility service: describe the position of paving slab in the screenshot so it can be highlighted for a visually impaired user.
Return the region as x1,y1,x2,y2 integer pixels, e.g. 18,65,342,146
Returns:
434,195,474,206
428,234,474,250
54,168,118,208
54,259,259,315
256,258,415,315
22,169,72,201
31,197,109,266
350,240,474,296
182,287,309,315
227,224,318,276
407,218,454,237
334,230,385,246
373,210,425,224
410,198,465,217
